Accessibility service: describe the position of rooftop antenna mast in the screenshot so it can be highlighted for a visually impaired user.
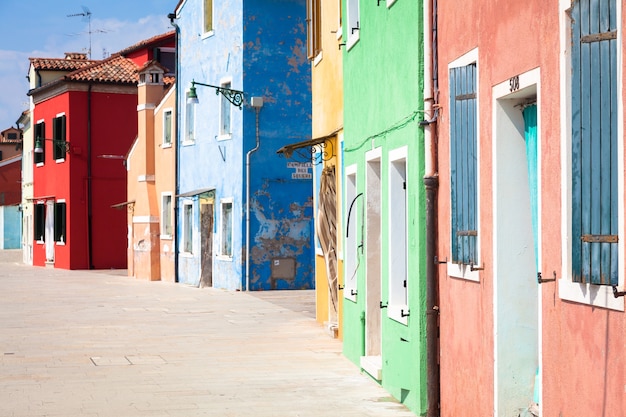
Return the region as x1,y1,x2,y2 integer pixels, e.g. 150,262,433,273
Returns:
67,6,92,58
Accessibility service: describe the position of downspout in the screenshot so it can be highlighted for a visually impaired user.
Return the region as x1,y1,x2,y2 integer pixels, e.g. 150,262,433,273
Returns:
423,0,440,416
245,102,262,291
169,12,180,282
87,83,94,269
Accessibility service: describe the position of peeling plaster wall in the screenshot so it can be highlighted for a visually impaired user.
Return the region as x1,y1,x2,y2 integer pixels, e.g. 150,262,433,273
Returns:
177,0,313,290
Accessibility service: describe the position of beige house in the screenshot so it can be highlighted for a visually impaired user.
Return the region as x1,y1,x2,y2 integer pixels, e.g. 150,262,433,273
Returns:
126,61,176,281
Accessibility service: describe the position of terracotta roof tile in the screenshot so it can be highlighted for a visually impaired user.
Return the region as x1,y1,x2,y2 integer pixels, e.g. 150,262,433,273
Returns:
66,54,140,84
118,31,175,56
29,57,97,71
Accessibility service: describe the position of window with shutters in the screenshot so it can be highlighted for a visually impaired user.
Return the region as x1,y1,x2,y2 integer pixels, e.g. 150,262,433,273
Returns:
560,0,623,310
203,0,213,35
449,56,479,272
34,121,45,165
54,201,66,243
388,147,408,324
35,203,45,242
306,0,322,60
53,114,66,161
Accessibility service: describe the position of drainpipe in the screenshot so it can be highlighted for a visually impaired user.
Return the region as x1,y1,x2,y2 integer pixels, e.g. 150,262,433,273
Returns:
168,12,180,282
87,83,94,269
245,97,263,291
423,0,440,416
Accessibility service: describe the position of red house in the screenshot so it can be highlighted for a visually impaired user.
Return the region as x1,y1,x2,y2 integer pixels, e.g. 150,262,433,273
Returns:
28,32,174,269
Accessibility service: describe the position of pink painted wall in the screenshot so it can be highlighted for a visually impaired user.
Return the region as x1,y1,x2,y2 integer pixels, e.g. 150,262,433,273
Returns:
437,1,561,415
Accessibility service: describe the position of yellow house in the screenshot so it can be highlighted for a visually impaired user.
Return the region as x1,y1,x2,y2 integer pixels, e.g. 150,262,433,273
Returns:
308,0,344,338
126,61,176,281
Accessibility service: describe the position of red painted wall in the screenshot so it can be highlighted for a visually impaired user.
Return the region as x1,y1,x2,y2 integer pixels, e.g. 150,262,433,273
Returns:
33,88,136,270
0,156,21,206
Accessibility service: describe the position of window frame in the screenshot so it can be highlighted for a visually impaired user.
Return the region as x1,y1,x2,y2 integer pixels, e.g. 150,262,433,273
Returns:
52,113,67,162
161,193,173,239
218,198,234,259
345,0,360,50
163,108,173,148
218,79,232,140
184,90,196,145
344,164,358,302
558,0,624,310
182,201,194,254
387,147,409,325
202,0,214,37
34,120,45,165
447,48,481,282
54,200,66,244
35,202,45,243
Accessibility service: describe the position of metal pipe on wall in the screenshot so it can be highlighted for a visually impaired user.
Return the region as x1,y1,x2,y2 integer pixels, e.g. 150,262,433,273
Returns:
245,98,263,291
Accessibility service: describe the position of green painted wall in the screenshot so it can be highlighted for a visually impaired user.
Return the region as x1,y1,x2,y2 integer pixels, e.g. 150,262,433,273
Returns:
341,1,426,415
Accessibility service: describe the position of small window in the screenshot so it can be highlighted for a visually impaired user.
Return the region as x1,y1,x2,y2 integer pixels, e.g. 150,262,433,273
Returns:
53,115,67,161
54,202,66,243
34,121,45,164
182,202,193,253
35,203,45,241
161,194,173,237
220,200,233,257
163,110,172,146
203,0,213,33
185,92,195,143
219,81,232,138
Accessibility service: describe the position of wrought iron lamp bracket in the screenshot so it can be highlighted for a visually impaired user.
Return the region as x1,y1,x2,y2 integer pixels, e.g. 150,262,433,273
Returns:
190,80,245,109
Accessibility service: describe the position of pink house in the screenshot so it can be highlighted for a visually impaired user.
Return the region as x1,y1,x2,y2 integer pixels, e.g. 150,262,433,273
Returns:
436,1,624,416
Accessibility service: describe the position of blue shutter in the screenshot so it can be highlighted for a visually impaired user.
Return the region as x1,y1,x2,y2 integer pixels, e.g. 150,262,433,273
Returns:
571,0,618,286
450,63,478,264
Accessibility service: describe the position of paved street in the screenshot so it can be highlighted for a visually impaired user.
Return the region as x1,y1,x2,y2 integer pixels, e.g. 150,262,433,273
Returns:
0,250,413,417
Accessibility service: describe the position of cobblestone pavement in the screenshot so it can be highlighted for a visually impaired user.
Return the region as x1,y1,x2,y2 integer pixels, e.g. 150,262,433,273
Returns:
0,250,414,417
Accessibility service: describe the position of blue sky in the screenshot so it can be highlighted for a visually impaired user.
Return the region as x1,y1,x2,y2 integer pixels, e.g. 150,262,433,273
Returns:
0,0,177,130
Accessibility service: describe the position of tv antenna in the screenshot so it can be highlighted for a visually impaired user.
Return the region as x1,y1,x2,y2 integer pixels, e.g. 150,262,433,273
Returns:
67,6,93,58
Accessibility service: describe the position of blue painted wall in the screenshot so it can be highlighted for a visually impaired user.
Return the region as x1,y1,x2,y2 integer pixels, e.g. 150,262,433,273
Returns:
176,0,313,290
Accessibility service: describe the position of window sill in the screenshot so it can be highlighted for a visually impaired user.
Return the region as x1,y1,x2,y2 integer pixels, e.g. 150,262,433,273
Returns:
160,235,173,241
217,134,232,141
313,51,323,67
388,304,409,326
217,254,233,262
55,158,65,164
558,279,624,311
180,251,194,258
55,241,65,246
161,143,172,149
447,262,480,282
346,33,360,51
36,240,44,245
201,30,215,40
182,140,195,147
36,162,44,167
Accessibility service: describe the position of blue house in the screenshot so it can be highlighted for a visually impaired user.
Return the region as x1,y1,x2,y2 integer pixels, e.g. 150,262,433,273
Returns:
173,0,313,290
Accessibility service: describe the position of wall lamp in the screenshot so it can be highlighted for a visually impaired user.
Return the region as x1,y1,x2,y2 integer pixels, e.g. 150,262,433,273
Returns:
34,137,71,154
187,79,245,109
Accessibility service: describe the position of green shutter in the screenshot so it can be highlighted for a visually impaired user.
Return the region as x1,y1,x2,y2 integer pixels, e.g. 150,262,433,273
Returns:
450,63,478,265
571,0,618,285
